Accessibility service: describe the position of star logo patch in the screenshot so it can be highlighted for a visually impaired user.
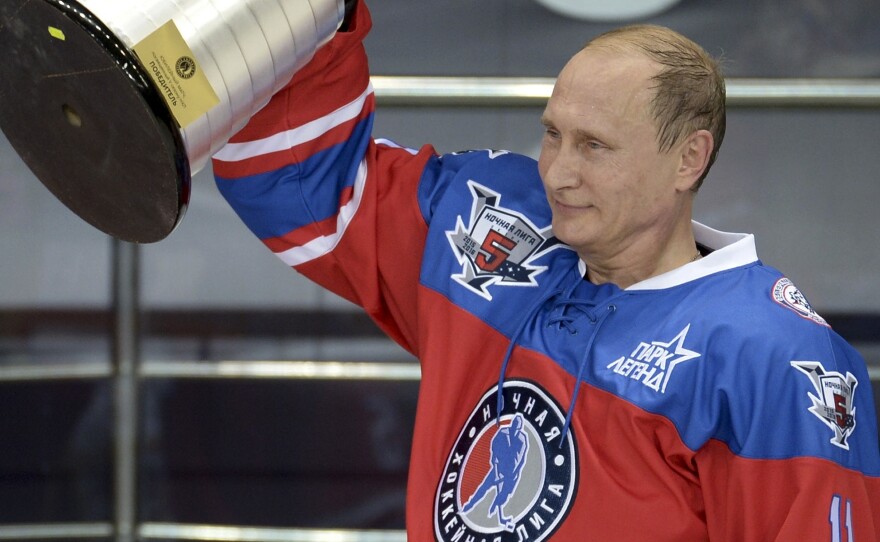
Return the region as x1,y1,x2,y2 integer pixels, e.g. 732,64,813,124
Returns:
606,325,702,393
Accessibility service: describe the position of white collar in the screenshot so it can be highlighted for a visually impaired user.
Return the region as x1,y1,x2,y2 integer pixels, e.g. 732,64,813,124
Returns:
576,221,758,291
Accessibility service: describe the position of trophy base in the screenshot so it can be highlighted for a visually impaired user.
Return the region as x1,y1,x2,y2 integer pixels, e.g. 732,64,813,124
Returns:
0,0,189,243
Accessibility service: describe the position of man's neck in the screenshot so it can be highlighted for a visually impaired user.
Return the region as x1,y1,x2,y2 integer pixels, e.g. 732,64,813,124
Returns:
581,221,699,289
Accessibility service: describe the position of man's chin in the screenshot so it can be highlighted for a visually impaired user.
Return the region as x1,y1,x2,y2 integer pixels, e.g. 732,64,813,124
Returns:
552,221,598,249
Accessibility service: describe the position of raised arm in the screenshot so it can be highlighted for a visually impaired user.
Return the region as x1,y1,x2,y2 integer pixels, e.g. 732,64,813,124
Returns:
212,1,436,354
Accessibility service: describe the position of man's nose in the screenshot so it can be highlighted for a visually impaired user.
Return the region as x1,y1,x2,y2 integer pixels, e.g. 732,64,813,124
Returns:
540,147,581,190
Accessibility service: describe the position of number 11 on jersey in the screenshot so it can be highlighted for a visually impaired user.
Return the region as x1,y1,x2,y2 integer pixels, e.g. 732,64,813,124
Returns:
830,495,854,542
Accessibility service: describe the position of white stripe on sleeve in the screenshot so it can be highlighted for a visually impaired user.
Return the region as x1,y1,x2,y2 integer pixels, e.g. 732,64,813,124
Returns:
274,157,368,267
213,84,374,162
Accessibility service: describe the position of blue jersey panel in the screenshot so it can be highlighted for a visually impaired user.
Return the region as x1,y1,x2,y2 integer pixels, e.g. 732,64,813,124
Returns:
215,116,372,240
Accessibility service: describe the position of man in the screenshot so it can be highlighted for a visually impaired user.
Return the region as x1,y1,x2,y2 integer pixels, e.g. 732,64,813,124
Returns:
213,1,880,539
539,24,723,287
461,413,529,530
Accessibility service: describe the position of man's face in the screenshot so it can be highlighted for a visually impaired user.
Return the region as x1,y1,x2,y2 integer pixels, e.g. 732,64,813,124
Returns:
538,46,685,261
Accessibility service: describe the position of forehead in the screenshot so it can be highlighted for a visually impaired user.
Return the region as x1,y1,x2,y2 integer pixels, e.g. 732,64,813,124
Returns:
545,46,659,129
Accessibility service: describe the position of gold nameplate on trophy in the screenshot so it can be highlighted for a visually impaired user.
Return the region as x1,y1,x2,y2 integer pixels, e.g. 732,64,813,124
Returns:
132,20,220,128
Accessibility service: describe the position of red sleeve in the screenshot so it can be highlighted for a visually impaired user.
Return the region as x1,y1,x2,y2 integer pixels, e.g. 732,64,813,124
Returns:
698,439,880,540
212,1,436,355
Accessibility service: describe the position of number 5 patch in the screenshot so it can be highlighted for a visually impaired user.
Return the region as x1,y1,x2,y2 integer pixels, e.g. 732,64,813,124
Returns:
447,181,561,300
791,361,858,450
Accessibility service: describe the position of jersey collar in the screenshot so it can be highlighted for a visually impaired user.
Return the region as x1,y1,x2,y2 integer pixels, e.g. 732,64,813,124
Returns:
576,221,758,291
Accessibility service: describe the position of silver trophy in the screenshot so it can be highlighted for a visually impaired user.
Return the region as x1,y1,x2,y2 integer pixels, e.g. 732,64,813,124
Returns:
0,0,343,242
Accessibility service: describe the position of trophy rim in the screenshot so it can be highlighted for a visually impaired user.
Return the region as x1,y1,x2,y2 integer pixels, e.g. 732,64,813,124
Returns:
0,0,191,243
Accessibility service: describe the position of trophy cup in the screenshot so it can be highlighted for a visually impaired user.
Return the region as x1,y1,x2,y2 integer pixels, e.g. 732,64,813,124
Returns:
0,0,344,242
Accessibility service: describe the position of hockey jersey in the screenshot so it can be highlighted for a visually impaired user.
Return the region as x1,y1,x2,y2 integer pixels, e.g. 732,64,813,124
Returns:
212,3,880,540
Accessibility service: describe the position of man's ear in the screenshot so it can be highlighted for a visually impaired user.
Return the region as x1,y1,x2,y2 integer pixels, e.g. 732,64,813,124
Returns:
675,129,713,192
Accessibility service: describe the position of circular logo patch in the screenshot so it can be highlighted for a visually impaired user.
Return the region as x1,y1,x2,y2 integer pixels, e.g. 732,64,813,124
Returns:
175,56,196,79
772,277,828,327
434,380,577,541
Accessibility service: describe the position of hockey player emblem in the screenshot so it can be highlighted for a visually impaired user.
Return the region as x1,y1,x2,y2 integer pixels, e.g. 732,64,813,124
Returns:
791,361,858,450
447,181,560,300
460,413,529,526
434,380,576,542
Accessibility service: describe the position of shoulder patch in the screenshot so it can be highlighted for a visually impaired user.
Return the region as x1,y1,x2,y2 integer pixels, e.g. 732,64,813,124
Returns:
772,277,829,327
446,181,564,300
791,361,858,450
